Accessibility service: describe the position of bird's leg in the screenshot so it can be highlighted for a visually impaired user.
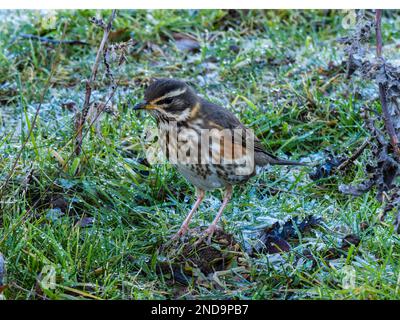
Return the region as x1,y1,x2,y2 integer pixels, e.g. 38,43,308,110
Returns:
203,186,232,243
172,188,205,240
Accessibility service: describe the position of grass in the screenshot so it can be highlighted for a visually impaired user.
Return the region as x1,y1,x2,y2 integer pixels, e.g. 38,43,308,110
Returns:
1,9,400,300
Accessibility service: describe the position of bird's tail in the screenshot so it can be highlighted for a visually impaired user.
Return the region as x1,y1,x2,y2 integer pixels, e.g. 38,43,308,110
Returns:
256,151,309,167
269,158,308,166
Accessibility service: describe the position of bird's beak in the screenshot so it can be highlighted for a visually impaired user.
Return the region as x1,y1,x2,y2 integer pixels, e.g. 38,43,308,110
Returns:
133,101,148,110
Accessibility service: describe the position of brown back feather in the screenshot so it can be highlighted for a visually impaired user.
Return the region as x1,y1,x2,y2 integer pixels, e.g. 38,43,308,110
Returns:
198,98,305,166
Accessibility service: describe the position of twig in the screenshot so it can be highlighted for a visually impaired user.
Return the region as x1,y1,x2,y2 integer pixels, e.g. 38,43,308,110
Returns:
75,10,117,155
337,139,370,171
375,10,383,58
375,9,400,159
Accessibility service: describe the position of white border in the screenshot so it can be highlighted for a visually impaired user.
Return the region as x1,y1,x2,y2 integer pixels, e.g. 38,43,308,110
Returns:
0,0,399,10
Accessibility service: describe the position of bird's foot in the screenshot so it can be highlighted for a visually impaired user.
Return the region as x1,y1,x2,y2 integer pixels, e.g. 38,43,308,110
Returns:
195,224,218,246
204,225,217,243
171,224,190,242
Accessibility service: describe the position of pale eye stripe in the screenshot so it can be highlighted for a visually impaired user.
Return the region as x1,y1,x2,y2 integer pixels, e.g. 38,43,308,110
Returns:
152,87,187,104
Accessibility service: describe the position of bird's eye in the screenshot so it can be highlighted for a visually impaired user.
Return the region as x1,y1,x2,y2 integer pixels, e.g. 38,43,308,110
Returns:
157,97,174,105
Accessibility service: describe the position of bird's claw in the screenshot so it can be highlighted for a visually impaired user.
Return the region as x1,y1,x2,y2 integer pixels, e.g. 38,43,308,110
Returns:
194,225,217,246
171,224,190,242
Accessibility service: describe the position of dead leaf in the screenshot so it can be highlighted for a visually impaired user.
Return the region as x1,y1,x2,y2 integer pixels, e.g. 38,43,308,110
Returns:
108,28,131,42
253,215,322,255
339,180,374,196
324,234,361,260
341,234,361,250
173,33,200,52
75,217,95,228
263,235,291,254
50,196,69,213
309,152,346,181
61,101,77,112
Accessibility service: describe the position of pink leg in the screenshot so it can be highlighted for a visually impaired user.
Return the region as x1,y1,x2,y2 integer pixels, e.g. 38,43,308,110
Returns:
203,186,233,243
172,189,205,240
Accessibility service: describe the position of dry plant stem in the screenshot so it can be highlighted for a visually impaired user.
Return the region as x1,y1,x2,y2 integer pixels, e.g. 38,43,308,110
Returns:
75,9,116,155
375,9,400,159
0,82,120,246
375,10,383,57
0,22,68,197
337,139,370,171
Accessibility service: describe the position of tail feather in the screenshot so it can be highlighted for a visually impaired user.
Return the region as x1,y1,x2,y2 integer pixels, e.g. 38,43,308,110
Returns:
269,158,308,166
256,151,308,166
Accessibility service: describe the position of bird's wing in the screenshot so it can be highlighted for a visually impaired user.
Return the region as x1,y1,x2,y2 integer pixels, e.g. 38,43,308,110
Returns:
199,99,305,166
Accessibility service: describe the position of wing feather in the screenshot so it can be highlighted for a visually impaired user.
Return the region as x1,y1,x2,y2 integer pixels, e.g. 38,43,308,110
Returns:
198,99,305,166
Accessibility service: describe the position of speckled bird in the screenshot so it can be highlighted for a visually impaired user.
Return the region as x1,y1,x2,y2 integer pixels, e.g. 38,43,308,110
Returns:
134,78,306,242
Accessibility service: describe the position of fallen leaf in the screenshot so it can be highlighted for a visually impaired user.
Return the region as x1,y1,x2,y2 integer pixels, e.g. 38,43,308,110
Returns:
50,196,69,213
341,234,361,250
324,234,361,260
173,33,200,52
61,101,77,112
108,28,131,42
338,181,374,196
254,215,322,255
75,217,95,228
309,152,345,180
263,235,291,254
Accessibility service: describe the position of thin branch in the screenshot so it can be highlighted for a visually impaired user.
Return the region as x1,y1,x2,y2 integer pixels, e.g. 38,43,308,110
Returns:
75,10,117,155
375,10,383,57
337,139,370,171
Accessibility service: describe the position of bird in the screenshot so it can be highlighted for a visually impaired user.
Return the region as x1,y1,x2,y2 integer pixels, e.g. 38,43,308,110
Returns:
133,78,306,243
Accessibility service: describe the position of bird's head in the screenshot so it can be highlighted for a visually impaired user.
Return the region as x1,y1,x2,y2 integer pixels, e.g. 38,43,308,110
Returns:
133,78,199,121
